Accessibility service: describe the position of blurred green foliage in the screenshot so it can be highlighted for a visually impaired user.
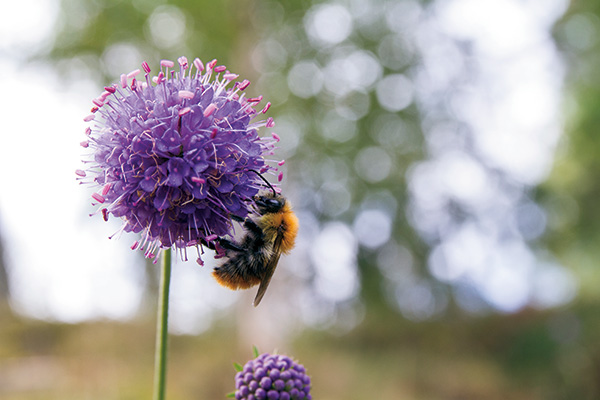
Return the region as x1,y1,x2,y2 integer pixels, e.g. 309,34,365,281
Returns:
542,1,600,302
1,307,600,399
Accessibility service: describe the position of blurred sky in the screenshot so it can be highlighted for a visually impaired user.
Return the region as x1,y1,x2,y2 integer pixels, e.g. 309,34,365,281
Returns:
0,0,577,333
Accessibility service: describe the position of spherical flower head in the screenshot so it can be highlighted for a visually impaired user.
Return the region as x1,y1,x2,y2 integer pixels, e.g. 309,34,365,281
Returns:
235,353,311,400
77,57,281,262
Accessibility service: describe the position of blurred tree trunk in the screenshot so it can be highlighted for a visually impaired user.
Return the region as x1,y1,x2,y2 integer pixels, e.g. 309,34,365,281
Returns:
0,228,10,308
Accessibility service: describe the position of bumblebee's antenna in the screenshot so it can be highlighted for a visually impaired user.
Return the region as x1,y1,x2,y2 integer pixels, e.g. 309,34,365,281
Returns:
249,169,277,195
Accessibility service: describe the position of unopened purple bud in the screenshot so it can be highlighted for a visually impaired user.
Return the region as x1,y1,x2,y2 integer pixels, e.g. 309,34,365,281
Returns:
255,367,266,380
273,380,285,391
233,352,310,400
280,371,291,381
255,388,266,400
260,377,272,390
249,380,259,392
269,370,280,380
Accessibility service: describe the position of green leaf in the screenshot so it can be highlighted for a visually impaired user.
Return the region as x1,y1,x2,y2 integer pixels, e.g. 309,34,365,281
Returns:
226,391,236,398
252,345,260,358
233,362,244,372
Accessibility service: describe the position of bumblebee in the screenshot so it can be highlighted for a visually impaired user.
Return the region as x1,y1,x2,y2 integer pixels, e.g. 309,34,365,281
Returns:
211,174,299,306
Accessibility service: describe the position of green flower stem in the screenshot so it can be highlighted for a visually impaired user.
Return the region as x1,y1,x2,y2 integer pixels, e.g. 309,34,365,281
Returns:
153,248,172,400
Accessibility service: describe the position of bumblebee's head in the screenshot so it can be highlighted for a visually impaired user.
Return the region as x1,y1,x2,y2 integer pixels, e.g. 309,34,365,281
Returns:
254,191,285,214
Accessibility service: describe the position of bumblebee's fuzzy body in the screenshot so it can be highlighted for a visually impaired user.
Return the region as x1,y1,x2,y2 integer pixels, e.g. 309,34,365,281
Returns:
212,191,299,306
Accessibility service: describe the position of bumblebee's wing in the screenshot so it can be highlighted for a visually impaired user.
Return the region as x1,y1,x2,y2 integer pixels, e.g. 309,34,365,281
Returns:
253,233,284,307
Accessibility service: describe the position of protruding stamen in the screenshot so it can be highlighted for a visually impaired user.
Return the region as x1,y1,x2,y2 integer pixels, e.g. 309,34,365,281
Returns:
237,79,250,90
142,61,151,73
80,140,89,148
266,117,275,128
193,58,204,72
157,71,165,84
261,102,271,114
191,177,206,184
131,241,139,250
223,73,239,80
92,193,105,203
102,208,109,221
214,65,227,73
120,74,127,88
100,91,111,101
271,132,280,142
127,69,141,79
278,172,283,182
204,103,217,117
207,59,218,70
247,96,263,103
104,85,116,93
102,183,111,196
178,56,188,69
75,169,86,177
278,160,285,166
160,59,174,68
179,107,191,116
210,128,218,139
178,90,194,100
84,114,95,122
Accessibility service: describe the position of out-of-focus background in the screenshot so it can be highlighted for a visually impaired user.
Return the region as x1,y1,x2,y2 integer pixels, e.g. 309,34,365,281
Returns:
1,0,599,398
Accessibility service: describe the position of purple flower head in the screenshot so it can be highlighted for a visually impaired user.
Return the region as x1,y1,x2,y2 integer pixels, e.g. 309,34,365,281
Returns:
78,57,281,262
235,353,311,400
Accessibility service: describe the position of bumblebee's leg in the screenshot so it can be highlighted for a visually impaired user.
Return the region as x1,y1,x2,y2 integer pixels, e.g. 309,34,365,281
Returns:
242,218,263,236
217,237,245,253
230,213,261,235
199,237,243,253
230,214,245,223
199,237,217,251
